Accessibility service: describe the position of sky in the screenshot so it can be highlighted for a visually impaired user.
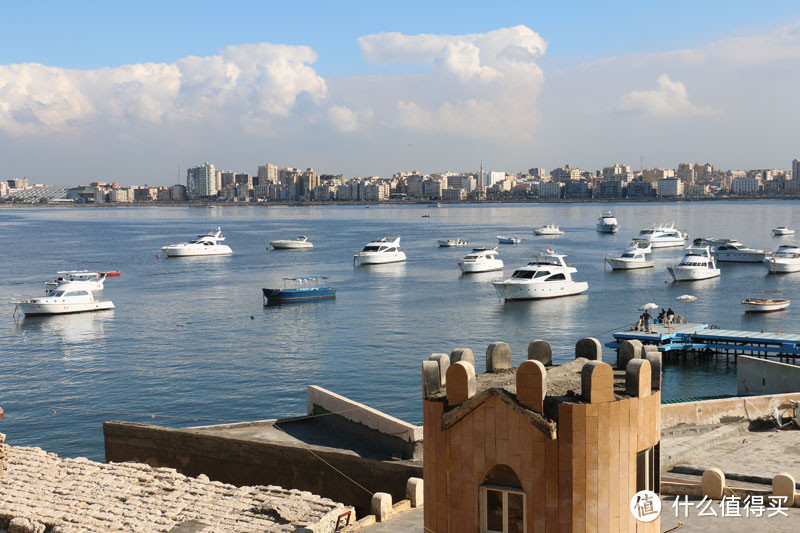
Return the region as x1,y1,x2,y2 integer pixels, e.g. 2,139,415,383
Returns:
1,1,799,185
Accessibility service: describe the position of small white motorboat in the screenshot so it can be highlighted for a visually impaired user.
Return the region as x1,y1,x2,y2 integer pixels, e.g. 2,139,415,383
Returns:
772,226,795,236
459,247,503,273
497,235,521,244
533,224,564,236
161,227,232,257
596,212,620,233
45,270,120,294
269,236,314,249
15,289,115,316
605,242,654,270
354,236,407,265
764,244,800,273
741,297,791,313
437,239,468,248
492,249,588,300
668,246,721,281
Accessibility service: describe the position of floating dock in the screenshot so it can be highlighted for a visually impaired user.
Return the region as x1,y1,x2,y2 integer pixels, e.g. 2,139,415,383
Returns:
607,322,800,359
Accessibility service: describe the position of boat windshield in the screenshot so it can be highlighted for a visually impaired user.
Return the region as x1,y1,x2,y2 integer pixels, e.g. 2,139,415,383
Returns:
639,229,655,234
50,290,66,297
512,270,535,279
546,273,566,281
621,252,636,258
362,245,381,252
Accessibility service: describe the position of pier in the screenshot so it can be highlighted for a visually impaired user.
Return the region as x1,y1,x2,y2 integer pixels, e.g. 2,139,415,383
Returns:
606,323,800,362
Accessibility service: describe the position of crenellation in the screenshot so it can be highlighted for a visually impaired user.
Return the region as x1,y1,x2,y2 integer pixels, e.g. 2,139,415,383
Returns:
485,342,512,372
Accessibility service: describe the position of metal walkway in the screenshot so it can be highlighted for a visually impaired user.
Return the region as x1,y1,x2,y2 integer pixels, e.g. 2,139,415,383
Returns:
606,323,800,357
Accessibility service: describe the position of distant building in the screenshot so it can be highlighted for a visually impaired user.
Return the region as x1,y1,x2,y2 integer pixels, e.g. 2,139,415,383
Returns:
627,181,656,198
442,188,467,201
134,187,158,202
657,178,683,198
528,168,547,180
7,178,28,190
684,184,710,198
550,165,581,183
793,159,800,183
108,188,134,203
564,180,591,199
731,177,760,195
447,174,477,192
0,182,8,197
187,162,216,199
538,181,562,199
641,168,674,183
595,180,623,199
257,163,278,185
423,178,445,199
676,163,695,185
169,184,188,201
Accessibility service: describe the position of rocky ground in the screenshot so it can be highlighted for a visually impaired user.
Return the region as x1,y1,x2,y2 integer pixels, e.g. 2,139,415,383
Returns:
0,445,352,532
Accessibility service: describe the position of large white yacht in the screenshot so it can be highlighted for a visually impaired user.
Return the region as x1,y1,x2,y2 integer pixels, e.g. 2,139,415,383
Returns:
458,247,503,273
45,270,120,294
161,228,232,257
353,236,407,265
492,250,588,300
269,236,313,249
533,224,564,236
15,289,115,316
711,240,766,263
667,246,721,281
596,212,620,233
605,242,654,270
764,244,800,273
632,222,688,248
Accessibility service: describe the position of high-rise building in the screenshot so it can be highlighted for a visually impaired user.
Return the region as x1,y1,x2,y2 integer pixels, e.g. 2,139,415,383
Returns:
186,162,217,199
220,171,236,189
676,163,696,185
550,165,582,183
258,163,278,185
792,159,800,182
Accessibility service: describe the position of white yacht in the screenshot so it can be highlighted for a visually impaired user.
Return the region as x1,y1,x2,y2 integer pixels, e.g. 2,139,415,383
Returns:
45,270,120,294
437,239,468,248
161,227,232,257
764,244,800,273
492,250,588,300
633,222,688,248
533,224,564,236
596,212,620,233
605,242,654,270
667,246,721,281
269,236,313,249
772,226,795,236
712,240,766,263
458,247,503,273
354,236,407,265
15,289,115,316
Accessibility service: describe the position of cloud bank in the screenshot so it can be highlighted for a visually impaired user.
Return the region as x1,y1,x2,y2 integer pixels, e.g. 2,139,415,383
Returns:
616,74,717,117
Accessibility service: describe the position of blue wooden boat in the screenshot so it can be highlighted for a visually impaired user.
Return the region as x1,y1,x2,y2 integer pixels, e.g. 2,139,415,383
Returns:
262,276,336,305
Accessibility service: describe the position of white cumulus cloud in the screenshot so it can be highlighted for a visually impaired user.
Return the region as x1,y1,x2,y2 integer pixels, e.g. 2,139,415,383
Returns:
357,25,548,138
0,43,327,136
617,74,717,117
327,105,373,133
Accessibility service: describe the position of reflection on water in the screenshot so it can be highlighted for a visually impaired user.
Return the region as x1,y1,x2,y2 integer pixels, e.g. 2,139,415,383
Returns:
16,311,113,344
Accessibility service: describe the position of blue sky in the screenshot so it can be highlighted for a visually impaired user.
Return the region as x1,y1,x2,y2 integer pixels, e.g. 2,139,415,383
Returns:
1,1,799,184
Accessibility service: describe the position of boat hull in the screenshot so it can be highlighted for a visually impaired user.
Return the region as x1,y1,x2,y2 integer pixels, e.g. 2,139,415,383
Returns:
596,224,620,233
605,257,654,270
162,245,232,257
667,267,721,281
262,287,336,305
270,241,313,249
459,261,504,273
764,259,800,273
715,252,765,262
17,300,115,316
634,238,685,249
533,230,564,236
438,240,467,247
354,252,407,265
492,280,589,301
772,229,795,236
742,300,790,313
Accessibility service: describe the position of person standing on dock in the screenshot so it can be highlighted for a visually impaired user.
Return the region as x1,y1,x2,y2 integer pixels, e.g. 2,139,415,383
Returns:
643,310,652,333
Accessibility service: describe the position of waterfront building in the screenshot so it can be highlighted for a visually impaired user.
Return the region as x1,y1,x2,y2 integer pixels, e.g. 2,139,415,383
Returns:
676,163,695,185
422,344,661,532
406,175,425,198
538,181,562,199
447,174,477,192
684,184,710,198
602,164,634,183
657,178,683,198
169,184,187,201
186,162,216,199
564,180,592,199
67,186,107,203
442,188,467,201
134,187,158,202
595,180,623,199
7,177,28,190
731,177,760,195
528,168,547,180
793,159,800,182
550,165,582,183
108,187,134,203
313,184,336,201
485,171,506,189
257,163,278,185
220,171,236,189
627,181,656,198
0,181,8,197
641,168,674,183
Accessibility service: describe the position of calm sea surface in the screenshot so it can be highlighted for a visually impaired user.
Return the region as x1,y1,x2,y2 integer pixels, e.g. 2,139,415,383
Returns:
1,202,799,460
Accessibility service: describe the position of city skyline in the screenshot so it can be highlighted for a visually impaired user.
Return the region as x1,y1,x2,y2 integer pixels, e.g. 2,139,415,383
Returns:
1,2,799,184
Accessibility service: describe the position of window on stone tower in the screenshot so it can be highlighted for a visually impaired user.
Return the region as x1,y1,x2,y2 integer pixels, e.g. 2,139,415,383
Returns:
636,443,661,493
480,464,526,533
